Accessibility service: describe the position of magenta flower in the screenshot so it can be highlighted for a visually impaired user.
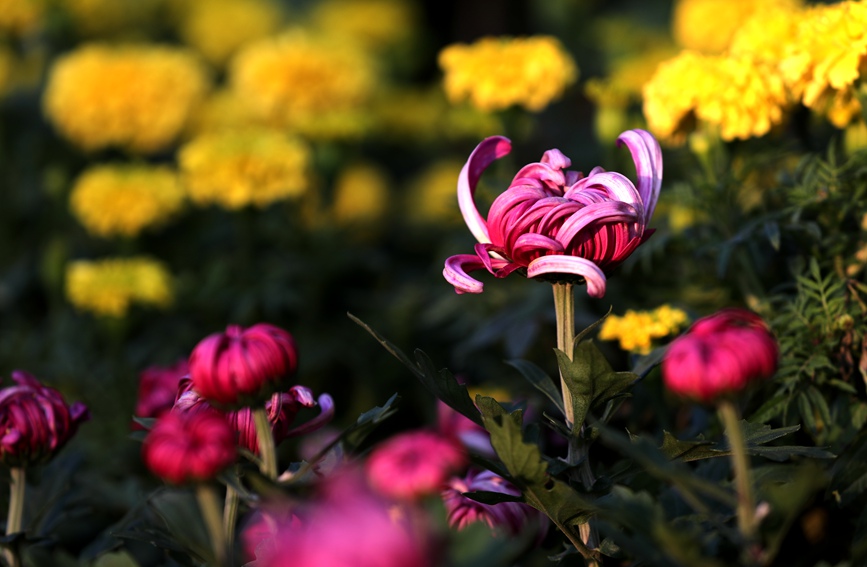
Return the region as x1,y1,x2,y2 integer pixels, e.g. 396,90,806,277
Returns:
133,359,188,426
442,469,546,536
662,308,779,403
444,129,662,298
437,401,494,458
173,378,334,454
141,410,236,484
366,430,467,500
188,323,298,407
0,371,90,467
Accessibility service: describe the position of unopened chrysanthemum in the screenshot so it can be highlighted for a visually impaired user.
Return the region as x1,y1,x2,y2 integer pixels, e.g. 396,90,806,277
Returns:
599,305,689,354
179,128,311,210
43,44,210,153
443,129,661,298
442,469,545,536
439,36,577,113
230,30,376,139
69,164,185,238
66,257,172,317
643,51,788,142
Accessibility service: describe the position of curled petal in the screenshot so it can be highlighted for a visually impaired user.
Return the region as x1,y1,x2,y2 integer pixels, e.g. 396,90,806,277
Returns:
512,233,564,255
444,254,489,294
541,148,571,170
555,201,639,249
617,129,662,224
458,136,512,244
285,393,335,437
526,256,607,298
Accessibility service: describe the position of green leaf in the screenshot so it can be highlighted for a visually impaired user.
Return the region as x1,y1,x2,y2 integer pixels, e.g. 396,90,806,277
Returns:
348,313,421,378
574,305,613,345
93,551,140,567
506,358,565,415
829,429,867,506
631,346,668,379
461,491,525,505
146,490,209,563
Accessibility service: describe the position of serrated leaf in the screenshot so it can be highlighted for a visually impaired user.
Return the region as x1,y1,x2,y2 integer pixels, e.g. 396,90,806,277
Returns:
660,431,719,462
506,359,565,415
574,306,613,345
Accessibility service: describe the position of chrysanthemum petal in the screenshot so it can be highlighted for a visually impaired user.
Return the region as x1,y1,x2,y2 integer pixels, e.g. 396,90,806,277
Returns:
526,256,607,298
458,136,512,244
444,254,489,294
617,128,662,223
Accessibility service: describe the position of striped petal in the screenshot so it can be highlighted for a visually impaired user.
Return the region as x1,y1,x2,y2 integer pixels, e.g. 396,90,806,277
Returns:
617,129,662,224
458,136,512,244
526,256,608,298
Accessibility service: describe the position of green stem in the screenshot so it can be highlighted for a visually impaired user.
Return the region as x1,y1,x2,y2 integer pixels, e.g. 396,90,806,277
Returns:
718,400,757,542
253,407,277,479
196,484,227,567
223,481,240,562
4,467,25,567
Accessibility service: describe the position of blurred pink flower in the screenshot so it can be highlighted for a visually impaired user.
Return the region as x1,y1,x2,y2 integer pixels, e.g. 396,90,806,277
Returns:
366,430,466,500
0,370,90,467
437,401,494,458
252,468,433,567
241,504,302,564
141,410,236,484
174,378,334,454
133,359,188,426
662,308,779,403
444,129,662,298
188,323,298,407
442,469,544,536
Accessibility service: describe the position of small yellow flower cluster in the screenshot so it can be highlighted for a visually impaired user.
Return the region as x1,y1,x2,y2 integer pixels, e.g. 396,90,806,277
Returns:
179,128,311,210
599,305,690,354
70,164,185,238
438,36,578,113
331,163,390,227
0,0,45,36
308,0,416,52
229,31,376,139
43,44,210,154
66,257,173,317
403,160,464,226
177,0,284,67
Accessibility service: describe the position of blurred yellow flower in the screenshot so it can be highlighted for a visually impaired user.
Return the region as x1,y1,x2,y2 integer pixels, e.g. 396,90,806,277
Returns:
403,160,464,225
331,163,390,226
599,305,690,354
66,257,173,317
70,164,185,238
178,0,284,67
308,0,416,52
43,44,210,154
438,36,578,112
180,128,311,210
643,51,788,142
230,30,376,139
59,0,163,38
672,0,802,54
0,0,45,36
729,3,803,64
184,88,263,138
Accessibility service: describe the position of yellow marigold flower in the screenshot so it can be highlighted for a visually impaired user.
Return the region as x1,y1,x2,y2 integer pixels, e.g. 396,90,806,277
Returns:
672,0,803,54
180,128,311,210
70,164,185,238
729,3,804,64
308,0,417,52
643,51,788,142
0,0,45,36
59,0,162,38
184,88,263,138
43,44,210,154
229,30,376,139
66,257,173,317
438,36,578,113
599,305,690,355
331,163,390,226
178,0,284,67
403,160,464,225
779,1,867,127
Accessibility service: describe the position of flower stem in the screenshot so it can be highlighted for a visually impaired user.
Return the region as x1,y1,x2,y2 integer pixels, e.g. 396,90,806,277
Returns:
196,483,227,567
4,467,25,567
223,481,240,562
253,407,277,479
718,400,757,541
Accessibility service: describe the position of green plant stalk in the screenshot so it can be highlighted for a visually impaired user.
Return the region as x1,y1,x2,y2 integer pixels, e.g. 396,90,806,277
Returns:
718,400,757,541
253,407,278,479
223,481,240,562
4,467,25,567
196,483,227,567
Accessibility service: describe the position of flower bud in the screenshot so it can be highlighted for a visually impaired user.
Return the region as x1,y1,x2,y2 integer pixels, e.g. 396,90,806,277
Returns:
133,359,188,427
0,371,90,467
188,323,298,407
662,308,778,403
142,410,236,484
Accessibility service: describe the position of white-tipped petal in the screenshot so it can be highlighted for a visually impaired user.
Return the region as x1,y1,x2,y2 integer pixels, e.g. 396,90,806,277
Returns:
458,136,512,244
526,256,608,298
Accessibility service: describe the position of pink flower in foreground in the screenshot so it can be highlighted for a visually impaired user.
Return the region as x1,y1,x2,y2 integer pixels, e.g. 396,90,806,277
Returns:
142,410,236,484
0,371,90,467
189,323,298,407
253,469,432,567
662,308,778,403
133,359,188,425
437,401,494,458
442,469,545,536
366,430,467,500
444,129,662,298
173,378,334,454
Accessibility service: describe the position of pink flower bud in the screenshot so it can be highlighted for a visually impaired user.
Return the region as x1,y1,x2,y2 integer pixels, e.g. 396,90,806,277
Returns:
366,430,467,500
173,378,334,454
133,359,188,427
188,323,298,407
0,371,90,467
662,308,779,403
142,410,236,484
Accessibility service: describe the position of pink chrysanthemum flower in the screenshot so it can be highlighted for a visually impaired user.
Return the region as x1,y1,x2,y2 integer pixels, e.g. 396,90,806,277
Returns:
366,430,467,500
133,359,188,426
442,469,545,536
444,129,662,298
